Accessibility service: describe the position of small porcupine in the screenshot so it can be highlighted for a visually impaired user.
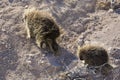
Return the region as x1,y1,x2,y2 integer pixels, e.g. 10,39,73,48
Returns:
23,7,60,56
96,1,111,10
96,0,120,11
77,45,113,76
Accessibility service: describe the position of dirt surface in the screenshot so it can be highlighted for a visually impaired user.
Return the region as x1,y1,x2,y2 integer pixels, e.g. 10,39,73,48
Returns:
0,0,120,80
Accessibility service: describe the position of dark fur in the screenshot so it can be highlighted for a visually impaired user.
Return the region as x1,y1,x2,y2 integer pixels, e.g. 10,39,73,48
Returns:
24,8,60,55
77,45,113,75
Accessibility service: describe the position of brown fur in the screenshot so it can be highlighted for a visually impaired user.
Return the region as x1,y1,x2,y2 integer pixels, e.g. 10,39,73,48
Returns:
96,0,120,10
96,1,111,10
77,45,113,75
23,8,60,55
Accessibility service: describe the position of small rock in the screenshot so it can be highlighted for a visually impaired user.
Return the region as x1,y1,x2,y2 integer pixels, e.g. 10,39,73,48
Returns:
109,47,120,59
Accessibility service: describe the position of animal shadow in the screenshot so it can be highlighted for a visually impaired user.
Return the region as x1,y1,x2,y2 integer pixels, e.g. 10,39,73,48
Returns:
44,46,77,70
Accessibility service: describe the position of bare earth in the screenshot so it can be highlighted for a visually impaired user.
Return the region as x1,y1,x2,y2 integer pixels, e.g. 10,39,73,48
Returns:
0,0,120,80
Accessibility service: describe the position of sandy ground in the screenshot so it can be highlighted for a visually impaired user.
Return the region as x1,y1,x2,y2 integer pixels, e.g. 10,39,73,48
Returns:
0,0,120,80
